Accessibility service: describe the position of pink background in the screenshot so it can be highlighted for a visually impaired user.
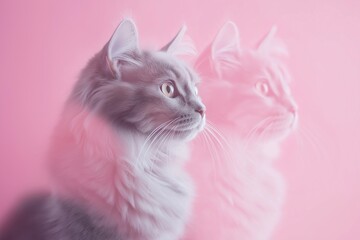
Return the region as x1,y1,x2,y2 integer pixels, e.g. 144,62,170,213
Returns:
1,0,360,239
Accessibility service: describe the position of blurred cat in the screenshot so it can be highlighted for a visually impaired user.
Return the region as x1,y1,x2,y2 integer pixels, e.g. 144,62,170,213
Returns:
185,22,297,240
45,19,205,240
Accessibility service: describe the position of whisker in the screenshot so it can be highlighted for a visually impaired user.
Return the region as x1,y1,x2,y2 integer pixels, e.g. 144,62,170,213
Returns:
197,131,207,149
204,128,237,191
203,127,243,205
206,121,232,150
257,121,275,143
205,125,232,171
147,118,185,170
136,117,181,167
136,119,173,162
298,125,325,161
243,117,274,151
294,128,306,163
156,120,180,155
302,123,324,151
202,128,220,180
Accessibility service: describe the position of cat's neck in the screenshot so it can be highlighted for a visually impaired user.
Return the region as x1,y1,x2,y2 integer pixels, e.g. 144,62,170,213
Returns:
115,125,189,169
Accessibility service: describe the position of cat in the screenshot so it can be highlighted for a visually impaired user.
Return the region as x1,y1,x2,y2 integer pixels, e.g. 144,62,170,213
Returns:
184,22,297,240
45,18,205,240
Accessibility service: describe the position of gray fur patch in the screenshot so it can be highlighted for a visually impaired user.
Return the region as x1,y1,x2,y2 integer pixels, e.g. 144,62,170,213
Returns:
0,193,122,240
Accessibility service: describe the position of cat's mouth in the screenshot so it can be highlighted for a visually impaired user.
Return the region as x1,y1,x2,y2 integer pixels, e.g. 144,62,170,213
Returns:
164,116,205,140
262,114,297,138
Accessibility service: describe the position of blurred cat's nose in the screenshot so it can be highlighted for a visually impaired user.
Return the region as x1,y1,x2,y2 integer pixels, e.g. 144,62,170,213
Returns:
284,99,297,114
288,104,298,114
195,108,206,118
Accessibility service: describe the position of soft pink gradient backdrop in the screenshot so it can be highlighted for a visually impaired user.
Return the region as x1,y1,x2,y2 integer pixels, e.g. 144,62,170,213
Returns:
1,0,359,239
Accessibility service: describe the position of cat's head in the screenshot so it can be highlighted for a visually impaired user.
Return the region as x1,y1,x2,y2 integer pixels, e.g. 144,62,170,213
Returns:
196,22,297,142
72,19,205,141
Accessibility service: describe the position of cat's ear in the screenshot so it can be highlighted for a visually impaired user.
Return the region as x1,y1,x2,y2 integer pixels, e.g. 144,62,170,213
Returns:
107,18,140,65
161,25,197,56
256,26,288,57
211,21,241,69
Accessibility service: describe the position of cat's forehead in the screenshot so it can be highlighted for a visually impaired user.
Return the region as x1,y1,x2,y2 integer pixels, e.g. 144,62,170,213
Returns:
227,52,291,96
143,51,200,85
239,53,289,84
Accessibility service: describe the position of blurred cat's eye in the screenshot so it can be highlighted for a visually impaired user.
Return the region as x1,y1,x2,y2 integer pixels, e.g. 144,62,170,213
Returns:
161,82,176,98
255,82,270,96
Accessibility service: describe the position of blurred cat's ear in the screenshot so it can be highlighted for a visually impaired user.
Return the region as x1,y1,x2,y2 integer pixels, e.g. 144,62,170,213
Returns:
161,25,197,56
256,26,288,57
211,21,241,69
107,18,140,65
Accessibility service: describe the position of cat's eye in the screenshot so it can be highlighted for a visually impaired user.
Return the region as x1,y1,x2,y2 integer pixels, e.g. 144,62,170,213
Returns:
255,82,270,96
161,82,176,98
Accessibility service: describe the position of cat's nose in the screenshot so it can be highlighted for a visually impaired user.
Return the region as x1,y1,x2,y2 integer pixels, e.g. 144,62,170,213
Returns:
288,104,298,114
285,99,297,114
287,104,298,123
195,108,206,118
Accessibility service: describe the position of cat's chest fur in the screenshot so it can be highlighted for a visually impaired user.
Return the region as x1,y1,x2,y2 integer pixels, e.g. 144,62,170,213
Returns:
49,106,193,240
114,139,194,240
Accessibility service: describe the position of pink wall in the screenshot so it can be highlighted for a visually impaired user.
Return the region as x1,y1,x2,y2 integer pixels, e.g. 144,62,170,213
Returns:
1,0,359,239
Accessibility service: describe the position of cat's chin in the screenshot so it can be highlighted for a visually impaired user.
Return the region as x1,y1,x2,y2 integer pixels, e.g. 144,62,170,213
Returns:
172,129,202,142
173,122,205,141
265,130,291,142
136,118,205,142
165,118,206,142
259,124,296,143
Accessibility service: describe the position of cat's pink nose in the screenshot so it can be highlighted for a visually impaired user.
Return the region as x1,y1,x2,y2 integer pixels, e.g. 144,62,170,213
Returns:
195,108,205,118
288,105,298,114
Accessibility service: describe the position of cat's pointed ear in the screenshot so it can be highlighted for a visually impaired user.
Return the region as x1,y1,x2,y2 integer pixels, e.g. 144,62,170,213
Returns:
256,26,288,57
211,21,241,68
161,25,197,56
107,18,140,65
